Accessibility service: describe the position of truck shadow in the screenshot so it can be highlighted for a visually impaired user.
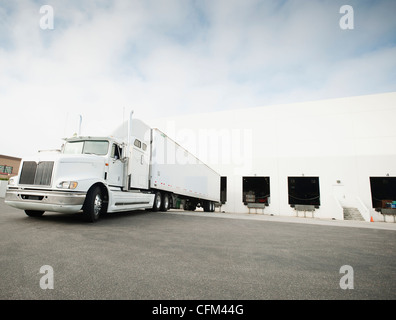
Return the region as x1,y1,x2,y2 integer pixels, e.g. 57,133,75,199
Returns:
101,210,152,221
23,210,153,225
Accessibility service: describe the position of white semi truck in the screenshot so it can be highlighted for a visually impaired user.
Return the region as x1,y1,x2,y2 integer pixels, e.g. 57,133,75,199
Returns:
5,115,220,222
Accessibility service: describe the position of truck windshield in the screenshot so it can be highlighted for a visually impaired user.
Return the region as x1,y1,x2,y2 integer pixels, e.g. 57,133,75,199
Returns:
63,140,109,156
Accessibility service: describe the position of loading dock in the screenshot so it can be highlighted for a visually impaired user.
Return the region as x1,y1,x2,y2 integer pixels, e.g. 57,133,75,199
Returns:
220,176,227,204
288,177,320,217
242,176,270,205
288,177,320,207
242,176,270,214
370,177,396,221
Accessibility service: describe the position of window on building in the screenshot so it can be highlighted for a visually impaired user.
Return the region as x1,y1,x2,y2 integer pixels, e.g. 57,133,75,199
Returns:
288,177,320,207
242,176,270,205
0,165,13,175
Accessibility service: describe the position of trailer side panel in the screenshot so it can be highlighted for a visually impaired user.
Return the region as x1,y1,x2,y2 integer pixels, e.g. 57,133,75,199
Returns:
150,129,220,202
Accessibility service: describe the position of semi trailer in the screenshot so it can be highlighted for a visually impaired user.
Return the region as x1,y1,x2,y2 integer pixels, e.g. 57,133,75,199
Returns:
5,114,221,222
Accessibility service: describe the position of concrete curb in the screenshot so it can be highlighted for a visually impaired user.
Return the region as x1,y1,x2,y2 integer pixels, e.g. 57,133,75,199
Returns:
166,209,396,231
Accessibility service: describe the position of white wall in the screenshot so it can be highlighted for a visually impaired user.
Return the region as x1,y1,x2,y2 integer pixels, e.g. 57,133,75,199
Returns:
147,92,396,221
0,180,8,198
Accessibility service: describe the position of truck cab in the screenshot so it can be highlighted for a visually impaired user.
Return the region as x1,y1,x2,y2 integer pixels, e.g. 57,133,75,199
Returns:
62,137,125,188
5,133,154,222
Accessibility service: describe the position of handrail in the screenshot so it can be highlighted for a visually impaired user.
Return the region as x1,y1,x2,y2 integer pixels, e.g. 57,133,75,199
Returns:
356,196,370,222
333,194,344,220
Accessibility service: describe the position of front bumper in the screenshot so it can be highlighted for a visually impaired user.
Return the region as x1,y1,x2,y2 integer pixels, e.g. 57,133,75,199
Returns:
5,188,86,213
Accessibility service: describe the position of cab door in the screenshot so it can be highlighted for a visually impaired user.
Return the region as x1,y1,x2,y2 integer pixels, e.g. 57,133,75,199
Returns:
107,143,124,187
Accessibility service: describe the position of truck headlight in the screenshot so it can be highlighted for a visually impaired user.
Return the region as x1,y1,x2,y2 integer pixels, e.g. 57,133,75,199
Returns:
57,181,78,189
8,177,16,186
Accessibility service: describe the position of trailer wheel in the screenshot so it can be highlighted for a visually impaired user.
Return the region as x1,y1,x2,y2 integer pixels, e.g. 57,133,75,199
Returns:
203,201,211,212
210,201,215,212
152,191,162,212
161,193,170,212
83,186,104,222
25,210,45,217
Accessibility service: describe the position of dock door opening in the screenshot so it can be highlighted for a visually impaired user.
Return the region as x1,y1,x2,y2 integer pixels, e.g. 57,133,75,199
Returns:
288,177,320,207
221,177,227,204
242,177,270,205
369,177,396,210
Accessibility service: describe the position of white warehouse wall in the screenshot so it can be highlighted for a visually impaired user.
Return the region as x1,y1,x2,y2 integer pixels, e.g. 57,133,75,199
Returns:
147,92,396,221
0,180,7,198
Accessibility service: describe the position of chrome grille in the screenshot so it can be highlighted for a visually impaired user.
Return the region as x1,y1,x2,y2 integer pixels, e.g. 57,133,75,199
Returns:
19,161,54,186
19,161,36,184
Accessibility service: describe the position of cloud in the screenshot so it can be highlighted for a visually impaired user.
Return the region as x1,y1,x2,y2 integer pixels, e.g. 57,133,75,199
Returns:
0,0,395,157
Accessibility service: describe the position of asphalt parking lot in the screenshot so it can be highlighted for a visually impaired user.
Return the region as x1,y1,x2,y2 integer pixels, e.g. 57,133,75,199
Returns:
1,199,395,300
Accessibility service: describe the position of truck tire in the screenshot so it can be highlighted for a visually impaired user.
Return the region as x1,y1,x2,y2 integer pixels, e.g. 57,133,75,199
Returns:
25,210,45,217
161,193,170,212
152,191,162,212
83,186,104,222
210,201,215,212
203,201,211,212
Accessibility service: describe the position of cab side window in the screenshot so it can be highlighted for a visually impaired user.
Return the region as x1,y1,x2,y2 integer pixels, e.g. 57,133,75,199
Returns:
111,144,122,159
134,139,141,148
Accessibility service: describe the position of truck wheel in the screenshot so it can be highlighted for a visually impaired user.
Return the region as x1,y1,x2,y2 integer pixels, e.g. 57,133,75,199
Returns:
152,191,162,212
161,193,170,212
83,186,104,222
203,201,210,212
25,210,45,217
210,201,215,212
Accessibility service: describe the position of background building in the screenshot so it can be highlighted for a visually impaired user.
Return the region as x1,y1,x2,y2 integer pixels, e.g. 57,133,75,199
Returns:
148,92,396,222
0,155,21,179
0,154,21,197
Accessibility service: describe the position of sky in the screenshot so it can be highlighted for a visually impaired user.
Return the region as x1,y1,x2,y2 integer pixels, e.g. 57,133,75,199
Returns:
0,0,395,158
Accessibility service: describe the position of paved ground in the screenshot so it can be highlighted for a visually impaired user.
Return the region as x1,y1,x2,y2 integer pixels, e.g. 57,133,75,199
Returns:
1,199,395,300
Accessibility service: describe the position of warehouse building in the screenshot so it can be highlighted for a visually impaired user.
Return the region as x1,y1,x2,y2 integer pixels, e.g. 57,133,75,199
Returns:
148,92,396,222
